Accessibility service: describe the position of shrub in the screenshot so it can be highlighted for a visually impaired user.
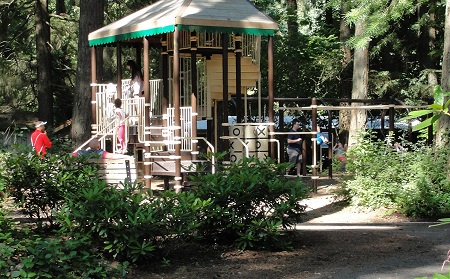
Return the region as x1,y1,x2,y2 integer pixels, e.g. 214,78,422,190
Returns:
189,157,309,250
0,208,127,279
57,179,211,263
1,151,101,227
344,131,450,217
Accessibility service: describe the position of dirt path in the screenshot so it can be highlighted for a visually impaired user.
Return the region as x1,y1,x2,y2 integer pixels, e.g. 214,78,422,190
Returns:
132,178,450,279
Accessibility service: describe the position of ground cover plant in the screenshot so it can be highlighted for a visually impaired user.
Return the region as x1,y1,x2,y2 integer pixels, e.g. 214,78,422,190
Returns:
1,149,101,227
343,131,450,217
57,179,211,263
0,146,309,277
0,209,127,278
189,157,309,250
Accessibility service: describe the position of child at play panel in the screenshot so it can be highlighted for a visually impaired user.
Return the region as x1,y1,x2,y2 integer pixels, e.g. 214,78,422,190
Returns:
72,139,130,159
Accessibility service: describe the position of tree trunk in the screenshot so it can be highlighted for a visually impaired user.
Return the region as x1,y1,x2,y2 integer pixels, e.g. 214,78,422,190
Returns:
71,0,104,147
437,0,450,145
348,19,368,147
286,0,299,96
35,0,53,128
1,5,9,58
427,0,438,89
338,0,352,144
418,0,438,93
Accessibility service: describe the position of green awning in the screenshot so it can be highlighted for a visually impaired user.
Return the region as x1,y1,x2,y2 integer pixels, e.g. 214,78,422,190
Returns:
89,25,175,47
88,0,278,47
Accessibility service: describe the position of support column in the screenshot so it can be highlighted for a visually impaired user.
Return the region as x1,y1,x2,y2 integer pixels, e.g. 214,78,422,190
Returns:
191,32,198,160
235,34,242,123
116,43,122,99
161,35,169,114
312,98,318,193
278,101,284,163
91,47,97,125
143,38,149,101
173,26,182,190
143,37,152,189
327,110,333,179
221,33,229,155
268,35,275,159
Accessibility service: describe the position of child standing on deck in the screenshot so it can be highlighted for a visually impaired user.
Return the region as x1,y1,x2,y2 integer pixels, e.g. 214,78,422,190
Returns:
114,98,127,154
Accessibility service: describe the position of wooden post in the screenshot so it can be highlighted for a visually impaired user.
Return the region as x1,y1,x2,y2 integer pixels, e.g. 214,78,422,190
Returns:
173,26,182,191
116,43,122,99
312,98,318,193
221,33,229,155
143,37,152,190
191,32,198,160
268,35,275,159
278,101,284,163
235,34,242,123
327,110,333,179
91,47,97,125
161,35,169,116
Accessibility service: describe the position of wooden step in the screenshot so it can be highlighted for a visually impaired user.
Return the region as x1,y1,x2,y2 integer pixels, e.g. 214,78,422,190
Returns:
89,157,141,185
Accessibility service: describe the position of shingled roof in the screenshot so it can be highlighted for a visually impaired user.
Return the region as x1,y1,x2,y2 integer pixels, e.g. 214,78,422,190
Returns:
88,0,278,46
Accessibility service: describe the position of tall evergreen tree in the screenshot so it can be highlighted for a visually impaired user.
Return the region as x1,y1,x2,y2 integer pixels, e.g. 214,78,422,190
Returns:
71,0,104,147
437,0,450,145
35,0,52,128
348,20,369,147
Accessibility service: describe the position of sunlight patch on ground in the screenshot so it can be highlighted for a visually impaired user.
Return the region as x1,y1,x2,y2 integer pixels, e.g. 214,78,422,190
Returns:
293,224,401,230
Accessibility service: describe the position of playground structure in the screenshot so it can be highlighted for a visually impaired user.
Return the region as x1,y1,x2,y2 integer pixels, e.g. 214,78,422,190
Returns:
79,0,430,192
81,0,279,190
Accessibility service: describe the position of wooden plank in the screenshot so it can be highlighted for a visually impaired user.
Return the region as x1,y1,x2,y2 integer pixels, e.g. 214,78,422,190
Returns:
207,64,260,73
209,55,256,66
208,71,260,80
89,158,138,184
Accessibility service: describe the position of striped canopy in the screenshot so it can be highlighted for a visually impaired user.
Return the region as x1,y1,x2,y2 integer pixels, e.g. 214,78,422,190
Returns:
88,0,278,46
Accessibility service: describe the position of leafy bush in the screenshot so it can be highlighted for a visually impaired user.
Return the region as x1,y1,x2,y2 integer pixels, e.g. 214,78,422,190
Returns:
190,157,309,250
344,131,450,217
0,208,127,279
1,151,101,227
57,179,211,263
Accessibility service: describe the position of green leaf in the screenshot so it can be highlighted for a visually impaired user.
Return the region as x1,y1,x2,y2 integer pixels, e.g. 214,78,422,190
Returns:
429,104,444,110
434,85,444,106
444,99,450,110
412,117,435,132
400,110,434,121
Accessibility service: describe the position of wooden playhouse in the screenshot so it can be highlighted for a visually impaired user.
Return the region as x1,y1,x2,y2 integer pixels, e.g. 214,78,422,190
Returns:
84,0,279,190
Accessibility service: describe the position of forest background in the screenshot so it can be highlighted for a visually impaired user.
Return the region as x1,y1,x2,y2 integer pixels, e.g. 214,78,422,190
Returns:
1,0,450,146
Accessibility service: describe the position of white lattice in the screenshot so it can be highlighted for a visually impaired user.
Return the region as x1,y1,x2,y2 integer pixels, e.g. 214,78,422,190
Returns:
167,107,192,151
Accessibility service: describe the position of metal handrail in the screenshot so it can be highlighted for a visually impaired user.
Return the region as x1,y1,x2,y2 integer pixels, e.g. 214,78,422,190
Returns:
220,136,249,158
73,115,131,153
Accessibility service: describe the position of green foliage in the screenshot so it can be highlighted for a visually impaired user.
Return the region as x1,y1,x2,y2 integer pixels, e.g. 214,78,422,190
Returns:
344,131,450,217
402,85,450,132
0,209,127,279
414,272,450,278
190,157,309,250
2,146,309,272
58,179,211,263
1,151,101,226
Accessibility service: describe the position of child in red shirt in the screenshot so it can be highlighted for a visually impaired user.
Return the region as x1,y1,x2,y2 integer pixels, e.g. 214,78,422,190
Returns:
31,121,52,157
